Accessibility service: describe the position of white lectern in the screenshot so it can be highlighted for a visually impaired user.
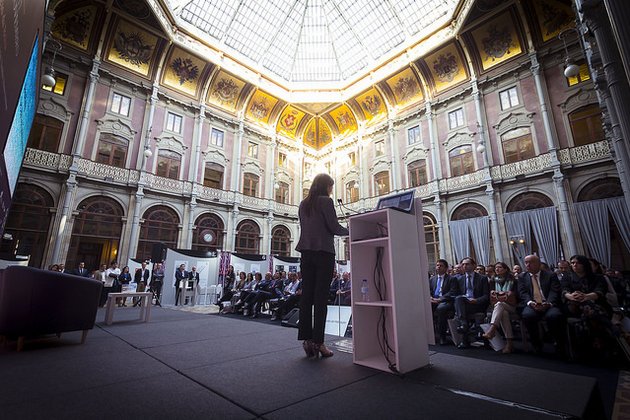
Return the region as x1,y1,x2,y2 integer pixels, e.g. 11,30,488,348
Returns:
349,204,430,374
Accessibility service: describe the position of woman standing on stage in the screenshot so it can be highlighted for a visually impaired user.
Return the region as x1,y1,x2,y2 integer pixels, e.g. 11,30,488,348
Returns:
296,173,349,358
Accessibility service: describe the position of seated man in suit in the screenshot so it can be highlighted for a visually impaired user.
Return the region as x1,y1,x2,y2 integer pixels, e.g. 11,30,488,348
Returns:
518,254,565,354
451,257,490,349
430,259,453,345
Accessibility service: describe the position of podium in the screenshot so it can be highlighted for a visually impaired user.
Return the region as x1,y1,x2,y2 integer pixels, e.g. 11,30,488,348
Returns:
349,205,430,374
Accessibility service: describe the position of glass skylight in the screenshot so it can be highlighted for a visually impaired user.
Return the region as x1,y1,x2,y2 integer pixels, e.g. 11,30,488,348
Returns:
177,0,459,84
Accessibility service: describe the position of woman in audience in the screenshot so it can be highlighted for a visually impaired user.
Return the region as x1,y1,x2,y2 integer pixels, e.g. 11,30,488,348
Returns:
221,271,246,314
482,261,518,353
563,255,614,356
296,173,349,358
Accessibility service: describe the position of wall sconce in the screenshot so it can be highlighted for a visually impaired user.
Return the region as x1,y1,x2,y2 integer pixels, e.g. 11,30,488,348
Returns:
558,28,580,78
509,235,525,246
42,38,62,89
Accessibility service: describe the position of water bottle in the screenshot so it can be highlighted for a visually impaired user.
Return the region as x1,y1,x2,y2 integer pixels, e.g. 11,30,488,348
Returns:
361,279,369,302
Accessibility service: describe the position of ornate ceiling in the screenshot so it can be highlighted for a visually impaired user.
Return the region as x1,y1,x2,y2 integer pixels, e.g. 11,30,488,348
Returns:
49,0,575,149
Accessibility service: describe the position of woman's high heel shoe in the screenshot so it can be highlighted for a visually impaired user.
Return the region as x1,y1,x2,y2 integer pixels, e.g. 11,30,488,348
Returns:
302,340,315,357
314,343,334,358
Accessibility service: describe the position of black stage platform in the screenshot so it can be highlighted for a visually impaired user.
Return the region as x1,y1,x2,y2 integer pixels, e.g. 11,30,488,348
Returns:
0,307,614,419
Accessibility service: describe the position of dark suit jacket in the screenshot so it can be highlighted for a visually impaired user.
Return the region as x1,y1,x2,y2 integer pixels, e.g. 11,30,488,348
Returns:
429,274,453,301
188,271,200,285
296,196,349,254
174,269,188,287
517,271,561,307
72,268,90,278
135,268,150,283
448,272,489,307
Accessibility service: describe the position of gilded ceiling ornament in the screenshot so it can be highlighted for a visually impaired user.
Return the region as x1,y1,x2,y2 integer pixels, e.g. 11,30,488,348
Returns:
481,25,513,61
393,77,418,102
433,52,459,82
52,9,93,47
212,78,239,104
305,127,316,145
539,2,572,38
336,111,354,130
114,31,153,66
250,98,270,120
171,57,199,85
361,95,382,117
281,111,298,131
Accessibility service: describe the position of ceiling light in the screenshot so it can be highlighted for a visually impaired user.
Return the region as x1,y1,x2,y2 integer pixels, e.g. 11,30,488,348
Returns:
41,38,62,90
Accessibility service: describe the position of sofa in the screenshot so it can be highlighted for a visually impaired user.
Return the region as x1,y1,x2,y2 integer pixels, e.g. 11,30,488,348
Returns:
0,265,103,350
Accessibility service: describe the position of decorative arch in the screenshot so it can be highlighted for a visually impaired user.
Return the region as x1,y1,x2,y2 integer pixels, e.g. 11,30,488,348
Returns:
67,196,125,271
271,224,291,257
451,202,488,220
506,192,554,213
38,96,72,122
0,184,55,269
136,205,180,260
558,88,598,114
155,135,187,154
235,219,261,254
577,177,623,202
443,130,474,151
493,111,536,137
192,212,225,250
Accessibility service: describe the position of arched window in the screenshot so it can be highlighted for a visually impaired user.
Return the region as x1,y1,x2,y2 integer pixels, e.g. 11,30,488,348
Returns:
27,114,63,152
271,225,291,257
0,184,54,268
235,220,260,254
192,213,224,251
502,127,535,163
203,163,224,189
96,134,128,168
451,203,490,263
569,104,605,146
451,203,488,220
424,213,439,265
506,192,554,213
408,159,427,187
136,206,179,260
374,171,390,196
275,181,290,204
67,196,124,272
346,180,359,203
576,178,628,270
449,145,474,176
243,173,259,197
156,150,181,179
577,178,623,202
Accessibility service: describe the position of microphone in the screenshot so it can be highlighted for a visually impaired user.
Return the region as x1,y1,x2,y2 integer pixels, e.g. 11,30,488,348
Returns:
337,198,361,217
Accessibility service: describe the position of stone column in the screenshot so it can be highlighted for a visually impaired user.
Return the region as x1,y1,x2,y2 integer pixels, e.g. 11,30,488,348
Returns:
471,79,491,168
388,117,401,190
230,119,245,192
579,0,630,210
486,186,504,262
425,101,442,179
51,174,77,264
529,53,560,157
266,137,277,200
226,204,239,252
127,86,158,259
264,212,274,255
553,169,578,257
189,105,205,183
73,60,100,157
433,195,447,260
185,197,197,248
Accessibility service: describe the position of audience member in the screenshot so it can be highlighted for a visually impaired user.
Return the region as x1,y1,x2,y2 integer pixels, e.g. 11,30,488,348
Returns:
482,262,518,353
451,257,489,349
150,262,165,304
429,259,454,345
512,264,523,276
174,263,188,306
518,254,565,354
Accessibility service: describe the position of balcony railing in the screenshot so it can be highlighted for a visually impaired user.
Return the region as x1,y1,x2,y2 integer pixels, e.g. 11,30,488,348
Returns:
22,140,612,217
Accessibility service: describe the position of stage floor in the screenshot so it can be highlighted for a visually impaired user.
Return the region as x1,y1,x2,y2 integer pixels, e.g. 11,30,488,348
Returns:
0,306,617,419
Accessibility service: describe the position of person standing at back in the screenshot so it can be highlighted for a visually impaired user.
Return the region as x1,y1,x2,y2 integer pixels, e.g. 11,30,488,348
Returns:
296,173,349,358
